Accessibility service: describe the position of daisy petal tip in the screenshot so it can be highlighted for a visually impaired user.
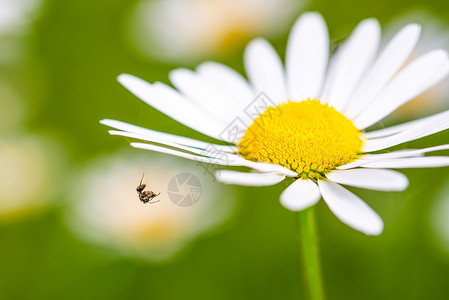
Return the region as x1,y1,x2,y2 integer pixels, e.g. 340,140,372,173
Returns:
99,119,119,128
397,176,409,191
297,11,325,22
245,37,272,54
249,37,266,45
214,170,233,185
107,130,124,136
318,180,384,235
358,17,381,30
346,207,384,236
280,194,308,212
363,221,384,236
117,73,136,85
280,194,320,212
195,61,215,73
406,23,421,34
130,142,142,149
280,197,306,212
431,49,449,60
347,210,384,236
364,17,377,22
168,68,188,82
280,180,321,212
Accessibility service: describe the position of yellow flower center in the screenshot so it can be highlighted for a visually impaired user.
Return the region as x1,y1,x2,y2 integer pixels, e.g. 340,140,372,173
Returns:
239,99,364,180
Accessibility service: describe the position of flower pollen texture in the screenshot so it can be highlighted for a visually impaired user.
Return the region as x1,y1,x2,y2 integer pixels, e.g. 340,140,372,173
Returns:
239,100,364,180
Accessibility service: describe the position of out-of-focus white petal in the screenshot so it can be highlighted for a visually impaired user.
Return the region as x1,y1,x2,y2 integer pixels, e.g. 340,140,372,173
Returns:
354,50,449,129
318,180,384,235
326,169,409,191
169,68,239,123
285,12,329,101
196,61,254,107
322,19,381,112
280,179,321,211
244,38,287,102
344,24,421,118
117,74,227,140
215,170,285,186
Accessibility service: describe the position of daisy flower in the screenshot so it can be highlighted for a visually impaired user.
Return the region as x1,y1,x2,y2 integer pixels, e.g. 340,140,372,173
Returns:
102,12,449,236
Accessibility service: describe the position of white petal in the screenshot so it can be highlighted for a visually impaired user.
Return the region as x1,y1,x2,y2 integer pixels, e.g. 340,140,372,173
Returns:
354,50,449,129
339,152,420,170
363,110,449,152
169,68,239,123
339,144,449,170
215,170,285,186
131,142,236,165
361,156,449,169
337,157,377,170
130,142,297,176
196,61,254,108
117,74,226,140
109,130,235,158
365,109,449,140
344,24,421,119
322,19,381,112
280,180,321,211
101,119,236,151
371,144,449,159
326,169,408,191
244,38,287,103
364,116,433,139
286,12,329,101
242,162,297,177
318,180,383,235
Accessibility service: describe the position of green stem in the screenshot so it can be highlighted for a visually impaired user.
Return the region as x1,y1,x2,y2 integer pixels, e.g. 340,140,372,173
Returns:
298,208,325,300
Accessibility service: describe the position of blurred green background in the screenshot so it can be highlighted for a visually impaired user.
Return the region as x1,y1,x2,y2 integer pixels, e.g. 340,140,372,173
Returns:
2,0,449,299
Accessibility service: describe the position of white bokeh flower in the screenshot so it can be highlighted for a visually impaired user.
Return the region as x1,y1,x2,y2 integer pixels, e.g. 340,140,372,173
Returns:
0,134,62,220
0,0,42,63
129,0,304,62
0,0,41,34
102,12,449,236
67,151,235,261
